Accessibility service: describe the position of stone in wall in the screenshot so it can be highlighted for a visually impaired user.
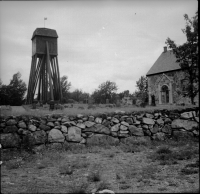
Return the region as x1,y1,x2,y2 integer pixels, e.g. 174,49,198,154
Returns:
180,112,194,119
95,117,102,124
129,125,144,136
126,117,133,125
48,128,65,143
111,124,120,132
1,133,21,148
6,119,17,126
84,121,95,128
86,134,119,146
156,118,164,126
83,124,110,135
172,130,194,140
142,118,155,125
171,119,199,131
39,124,51,131
61,125,68,133
32,130,47,145
28,124,37,132
150,124,159,134
161,124,172,134
67,126,82,142
102,119,111,128
18,121,27,129
76,123,86,129
3,125,18,133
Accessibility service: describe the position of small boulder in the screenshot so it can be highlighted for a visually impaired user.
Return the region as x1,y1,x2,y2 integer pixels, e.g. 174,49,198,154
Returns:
18,121,27,129
161,124,172,134
47,122,54,127
67,126,82,142
121,121,129,127
120,125,128,131
48,128,65,143
149,124,159,134
39,124,51,131
84,121,95,128
171,119,198,131
61,125,68,133
111,117,120,124
111,123,120,132
3,125,18,133
28,124,37,132
156,118,164,126
6,119,17,126
1,133,21,148
142,118,155,125
95,117,102,124
32,130,47,145
76,123,86,129
129,125,144,136
86,134,119,146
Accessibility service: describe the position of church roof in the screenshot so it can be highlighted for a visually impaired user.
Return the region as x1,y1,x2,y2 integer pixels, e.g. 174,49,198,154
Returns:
31,28,58,40
146,50,181,76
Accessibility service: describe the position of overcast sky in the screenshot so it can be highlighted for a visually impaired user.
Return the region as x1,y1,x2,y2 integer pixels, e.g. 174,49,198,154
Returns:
0,0,198,95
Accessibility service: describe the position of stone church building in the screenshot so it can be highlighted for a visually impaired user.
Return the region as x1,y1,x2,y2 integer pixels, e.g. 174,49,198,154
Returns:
146,47,198,106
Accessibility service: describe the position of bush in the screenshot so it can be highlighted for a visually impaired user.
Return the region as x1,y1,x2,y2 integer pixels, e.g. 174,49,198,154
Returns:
156,146,172,155
67,179,89,194
59,164,73,175
88,170,101,182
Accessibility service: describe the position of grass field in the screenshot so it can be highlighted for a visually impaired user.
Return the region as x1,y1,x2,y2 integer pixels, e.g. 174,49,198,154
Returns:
1,138,199,193
0,103,198,117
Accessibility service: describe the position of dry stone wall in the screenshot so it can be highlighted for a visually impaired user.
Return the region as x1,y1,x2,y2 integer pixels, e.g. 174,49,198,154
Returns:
0,107,199,150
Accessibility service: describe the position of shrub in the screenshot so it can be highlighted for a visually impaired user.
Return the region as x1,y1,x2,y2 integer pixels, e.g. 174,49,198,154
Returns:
156,146,172,155
67,179,89,194
59,164,73,175
96,180,111,190
71,159,90,169
181,167,199,175
88,170,101,182
6,161,21,170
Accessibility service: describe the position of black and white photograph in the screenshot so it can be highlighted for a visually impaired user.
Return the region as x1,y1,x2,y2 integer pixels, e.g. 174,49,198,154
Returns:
0,0,199,193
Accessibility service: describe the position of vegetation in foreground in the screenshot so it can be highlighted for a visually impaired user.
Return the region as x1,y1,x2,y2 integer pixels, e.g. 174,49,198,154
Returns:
1,138,199,193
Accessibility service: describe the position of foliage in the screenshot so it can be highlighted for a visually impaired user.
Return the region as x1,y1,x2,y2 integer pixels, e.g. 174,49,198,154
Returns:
92,80,118,104
135,76,148,104
0,72,27,105
60,75,71,103
165,11,198,104
70,89,89,103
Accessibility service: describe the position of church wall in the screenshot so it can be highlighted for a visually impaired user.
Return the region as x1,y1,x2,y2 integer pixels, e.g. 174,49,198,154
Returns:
147,70,199,105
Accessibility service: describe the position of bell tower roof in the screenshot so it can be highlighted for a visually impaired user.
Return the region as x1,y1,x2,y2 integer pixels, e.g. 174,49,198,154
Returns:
31,28,58,40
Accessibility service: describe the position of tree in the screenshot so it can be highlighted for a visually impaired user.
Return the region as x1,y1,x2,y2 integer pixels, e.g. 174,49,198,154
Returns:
60,76,71,102
165,11,198,104
92,81,118,104
135,76,148,104
9,72,27,105
71,89,83,102
0,72,27,105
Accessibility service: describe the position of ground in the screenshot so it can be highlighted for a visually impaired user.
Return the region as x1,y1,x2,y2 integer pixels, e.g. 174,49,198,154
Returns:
1,138,199,193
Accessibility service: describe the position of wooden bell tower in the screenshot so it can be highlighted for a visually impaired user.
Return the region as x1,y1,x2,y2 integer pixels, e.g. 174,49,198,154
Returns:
26,28,62,104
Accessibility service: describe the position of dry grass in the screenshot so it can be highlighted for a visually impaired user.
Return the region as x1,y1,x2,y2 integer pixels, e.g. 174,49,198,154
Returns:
2,138,199,193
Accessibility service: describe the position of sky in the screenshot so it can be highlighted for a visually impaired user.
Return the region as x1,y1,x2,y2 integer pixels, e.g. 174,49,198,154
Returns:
0,0,198,95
